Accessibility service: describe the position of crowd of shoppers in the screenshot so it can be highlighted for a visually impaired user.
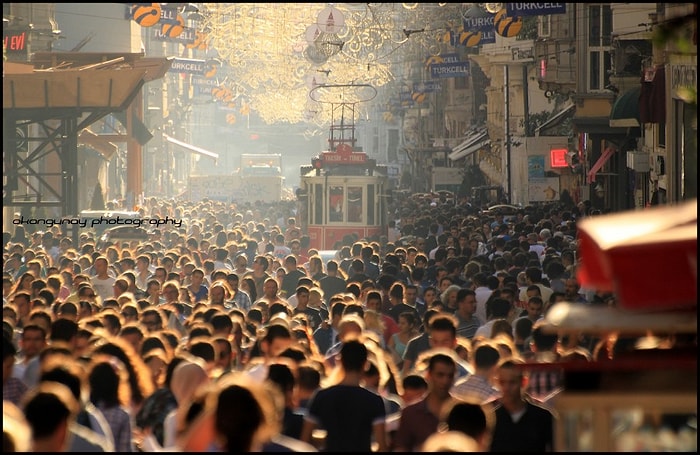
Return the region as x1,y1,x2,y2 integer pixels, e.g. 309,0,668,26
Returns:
2,194,657,452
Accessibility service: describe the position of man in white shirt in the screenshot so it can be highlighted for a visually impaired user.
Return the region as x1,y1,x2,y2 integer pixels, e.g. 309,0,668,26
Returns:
89,256,116,302
474,298,515,339
472,272,493,324
518,266,553,304
527,232,546,263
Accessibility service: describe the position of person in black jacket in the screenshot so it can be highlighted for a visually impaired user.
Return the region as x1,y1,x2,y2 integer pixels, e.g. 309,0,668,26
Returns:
489,358,555,452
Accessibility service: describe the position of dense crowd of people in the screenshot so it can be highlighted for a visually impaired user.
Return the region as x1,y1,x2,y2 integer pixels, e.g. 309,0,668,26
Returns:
1,194,671,452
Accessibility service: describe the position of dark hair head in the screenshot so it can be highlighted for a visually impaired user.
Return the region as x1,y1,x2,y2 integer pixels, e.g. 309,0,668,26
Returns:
297,363,322,391
215,383,266,452
531,321,559,351
266,362,296,393
339,338,368,372
50,318,79,343
189,339,216,363
473,342,501,369
444,401,493,441
402,373,428,391
487,298,512,319
22,383,78,440
427,352,457,373
88,360,123,408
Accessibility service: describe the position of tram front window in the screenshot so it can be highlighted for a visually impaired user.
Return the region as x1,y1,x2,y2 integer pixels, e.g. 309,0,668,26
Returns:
348,187,363,223
329,186,344,222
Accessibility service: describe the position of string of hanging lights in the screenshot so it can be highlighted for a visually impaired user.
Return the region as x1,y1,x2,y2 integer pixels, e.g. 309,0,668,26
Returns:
201,3,459,124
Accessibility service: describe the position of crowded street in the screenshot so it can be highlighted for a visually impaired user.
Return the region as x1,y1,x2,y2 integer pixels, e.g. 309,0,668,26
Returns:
3,3,697,452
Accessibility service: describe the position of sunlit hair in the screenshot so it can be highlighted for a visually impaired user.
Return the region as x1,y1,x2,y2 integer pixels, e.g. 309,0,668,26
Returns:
213,372,280,451
91,336,155,406
3,400,32,452
88,354,132,408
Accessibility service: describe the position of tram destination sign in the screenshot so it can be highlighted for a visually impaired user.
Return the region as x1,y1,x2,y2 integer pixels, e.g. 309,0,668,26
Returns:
321,151,367,164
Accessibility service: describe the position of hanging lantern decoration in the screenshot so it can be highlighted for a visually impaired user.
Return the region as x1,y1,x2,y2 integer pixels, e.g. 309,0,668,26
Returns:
132,3,161,27
316,6,345,34
494,9,522,38
304,45,328,64
314,6,345,58
315,32,343,58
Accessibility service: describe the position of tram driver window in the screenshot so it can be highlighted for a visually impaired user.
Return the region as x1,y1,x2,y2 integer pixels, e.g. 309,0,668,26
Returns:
329,186,344,222
348,187,363,223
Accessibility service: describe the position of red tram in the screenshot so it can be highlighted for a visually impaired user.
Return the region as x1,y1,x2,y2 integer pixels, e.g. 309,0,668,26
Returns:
298,142,388,250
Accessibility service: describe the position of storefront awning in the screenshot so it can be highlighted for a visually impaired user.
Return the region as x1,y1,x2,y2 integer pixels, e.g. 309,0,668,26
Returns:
535,102,575,136
587,146,616,184
609,87,641,128
448,130,489,161
164,134,219,160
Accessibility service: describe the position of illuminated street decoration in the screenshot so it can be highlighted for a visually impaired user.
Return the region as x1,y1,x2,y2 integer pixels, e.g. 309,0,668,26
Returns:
202,3,458,124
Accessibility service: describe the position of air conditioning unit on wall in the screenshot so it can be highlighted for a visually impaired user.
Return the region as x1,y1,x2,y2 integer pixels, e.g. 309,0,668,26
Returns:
626,151,650,172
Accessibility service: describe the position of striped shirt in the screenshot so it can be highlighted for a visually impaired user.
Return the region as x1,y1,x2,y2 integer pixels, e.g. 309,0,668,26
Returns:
456,314,483,339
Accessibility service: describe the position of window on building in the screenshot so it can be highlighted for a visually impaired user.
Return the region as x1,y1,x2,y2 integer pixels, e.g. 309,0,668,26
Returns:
538,15,551,38
658,123,666,148
588,4,612,91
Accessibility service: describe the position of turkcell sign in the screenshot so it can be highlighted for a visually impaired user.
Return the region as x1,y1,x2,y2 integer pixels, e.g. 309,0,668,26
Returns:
413,81,442,93
481,28,496,44
159,7,181,24
192,76,219,95
192,76,220,87
506,3,566,17
153,27,196,44
462,14,495,31
439,53,461,63
431,61,470,79
169,58,206,75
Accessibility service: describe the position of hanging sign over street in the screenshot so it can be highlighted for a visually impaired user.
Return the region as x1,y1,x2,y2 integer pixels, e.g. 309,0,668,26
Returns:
430,61,470,79
506,3,566,17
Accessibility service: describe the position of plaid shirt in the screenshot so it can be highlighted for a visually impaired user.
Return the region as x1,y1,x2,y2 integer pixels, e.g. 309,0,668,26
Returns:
451,373,501,404
525,352,563,402
97,404,133,452
3,377,28,406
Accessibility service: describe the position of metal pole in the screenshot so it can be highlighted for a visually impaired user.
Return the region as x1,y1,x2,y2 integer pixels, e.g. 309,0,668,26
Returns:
504,65,512,203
